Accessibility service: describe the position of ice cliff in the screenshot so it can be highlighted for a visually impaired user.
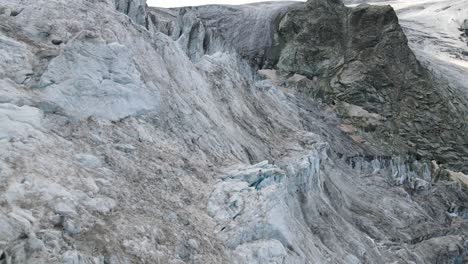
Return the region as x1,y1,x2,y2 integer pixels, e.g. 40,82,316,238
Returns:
0,0,467,263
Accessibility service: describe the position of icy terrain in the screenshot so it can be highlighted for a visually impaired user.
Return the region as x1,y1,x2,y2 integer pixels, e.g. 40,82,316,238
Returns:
0,0,467,263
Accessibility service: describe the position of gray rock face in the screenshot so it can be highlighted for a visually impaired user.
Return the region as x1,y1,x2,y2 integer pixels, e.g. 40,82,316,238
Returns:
0,0,467,263
274,0,468,173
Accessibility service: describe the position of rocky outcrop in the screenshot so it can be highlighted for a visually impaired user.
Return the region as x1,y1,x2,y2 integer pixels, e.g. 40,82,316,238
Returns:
274,0,468,172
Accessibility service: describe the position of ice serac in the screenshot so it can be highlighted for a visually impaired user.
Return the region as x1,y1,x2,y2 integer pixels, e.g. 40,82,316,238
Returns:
146,2,295,65
0,0,467,263
209,143,468,263
114,0,147,26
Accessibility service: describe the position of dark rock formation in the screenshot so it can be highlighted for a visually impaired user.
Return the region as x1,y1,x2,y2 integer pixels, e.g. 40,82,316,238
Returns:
274,0,468,172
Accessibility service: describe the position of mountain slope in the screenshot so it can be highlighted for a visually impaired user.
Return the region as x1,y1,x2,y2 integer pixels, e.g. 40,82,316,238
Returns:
0,0,467,263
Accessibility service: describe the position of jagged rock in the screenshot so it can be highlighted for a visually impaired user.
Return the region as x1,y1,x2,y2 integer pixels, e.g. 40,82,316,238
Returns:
275,0,468,172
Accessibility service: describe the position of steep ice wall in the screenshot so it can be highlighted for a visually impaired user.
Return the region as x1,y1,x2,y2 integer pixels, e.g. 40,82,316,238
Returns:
114,0,147,26
0,0,467,263
147,1,296,65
